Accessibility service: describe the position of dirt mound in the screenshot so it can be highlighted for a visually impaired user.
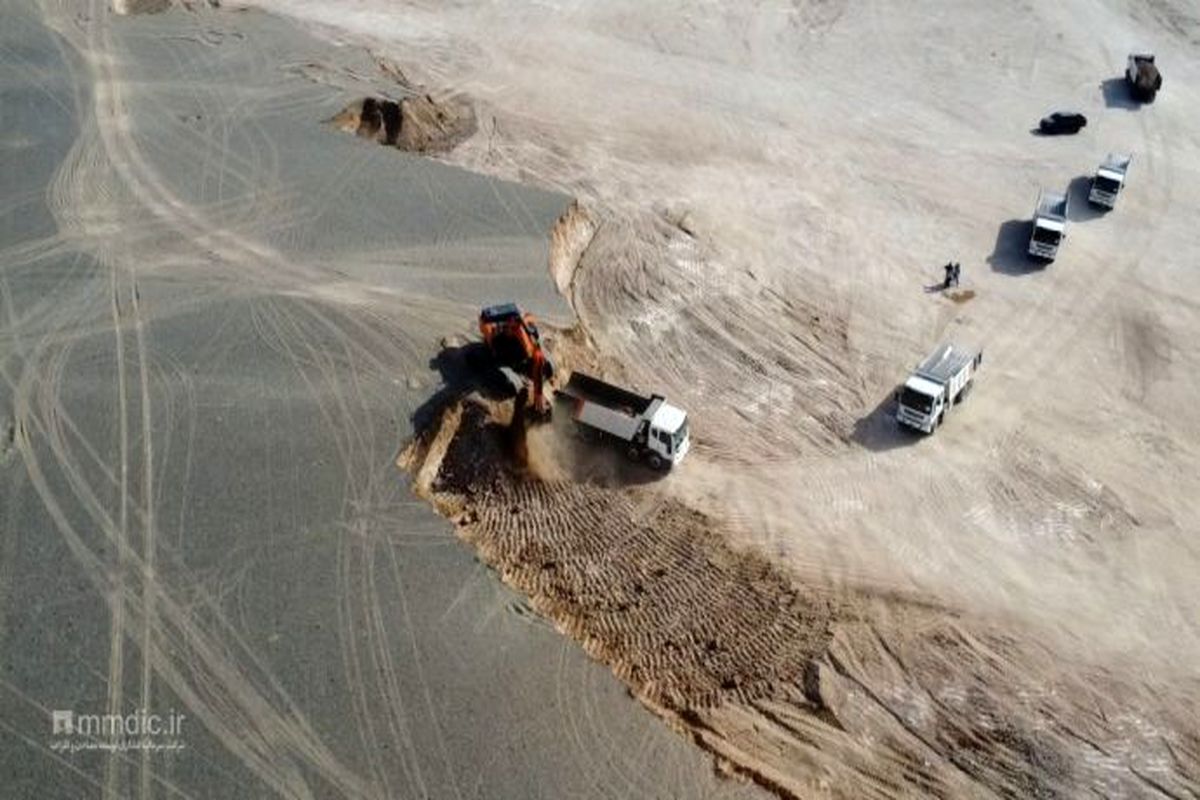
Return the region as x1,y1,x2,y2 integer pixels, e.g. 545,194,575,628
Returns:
330,94,476,154
401,396,840,709
548,200,597,300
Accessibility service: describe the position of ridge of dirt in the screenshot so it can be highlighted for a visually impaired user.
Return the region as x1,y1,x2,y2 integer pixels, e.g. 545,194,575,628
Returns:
548,200,598,302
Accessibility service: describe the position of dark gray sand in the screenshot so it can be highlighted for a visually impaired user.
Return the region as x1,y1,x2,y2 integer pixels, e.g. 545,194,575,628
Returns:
0,1,762,797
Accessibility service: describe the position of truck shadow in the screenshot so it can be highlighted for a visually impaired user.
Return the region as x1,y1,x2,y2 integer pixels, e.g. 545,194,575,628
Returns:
1067,175,1107,222
988,218,1042,275
1101,77,1140,110
850,393,922,452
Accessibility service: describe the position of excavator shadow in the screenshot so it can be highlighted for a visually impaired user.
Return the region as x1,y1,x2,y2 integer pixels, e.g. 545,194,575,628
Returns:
850,392,922,452
410,341,515,435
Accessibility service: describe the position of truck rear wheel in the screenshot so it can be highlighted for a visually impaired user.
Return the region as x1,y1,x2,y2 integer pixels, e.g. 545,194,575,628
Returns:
626,445,641,462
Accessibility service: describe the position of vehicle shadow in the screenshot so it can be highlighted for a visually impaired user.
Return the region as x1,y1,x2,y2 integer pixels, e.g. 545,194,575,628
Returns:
988,218,1041,275
1067,175,1107,222
1101,77,1140,110
850,391,922,452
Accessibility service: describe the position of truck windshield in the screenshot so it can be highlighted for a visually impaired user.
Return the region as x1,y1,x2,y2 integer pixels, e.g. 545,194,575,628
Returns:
1032,226,1062,245
1094,176,1120,193
898,387,935,413
672,420,689,449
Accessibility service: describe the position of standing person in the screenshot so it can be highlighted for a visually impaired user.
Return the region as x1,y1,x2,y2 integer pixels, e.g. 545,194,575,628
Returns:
952,262,961,287
943,262,954,290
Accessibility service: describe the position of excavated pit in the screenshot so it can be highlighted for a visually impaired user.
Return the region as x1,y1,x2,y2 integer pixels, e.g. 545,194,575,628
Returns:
401,395,841,710
331,94,476,154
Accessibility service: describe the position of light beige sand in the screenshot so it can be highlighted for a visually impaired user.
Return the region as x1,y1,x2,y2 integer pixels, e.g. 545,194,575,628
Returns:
256,0,1200,796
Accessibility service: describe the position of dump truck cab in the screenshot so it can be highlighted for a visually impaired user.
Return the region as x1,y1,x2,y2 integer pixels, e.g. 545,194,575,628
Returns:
896,375,947,434
1089,153,1131,209
646,400,690,466
1028,189,1069,261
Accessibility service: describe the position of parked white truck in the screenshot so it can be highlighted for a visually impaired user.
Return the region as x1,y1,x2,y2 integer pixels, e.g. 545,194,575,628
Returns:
1028,189,1069,261
555,371,690,470
895,344,982,434
1088,153,1132,209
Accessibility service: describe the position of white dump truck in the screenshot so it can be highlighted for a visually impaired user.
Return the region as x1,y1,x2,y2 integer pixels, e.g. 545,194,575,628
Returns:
555,371,690,470
895,344,982,434
1028,189,1069,261
1088,153,1132,209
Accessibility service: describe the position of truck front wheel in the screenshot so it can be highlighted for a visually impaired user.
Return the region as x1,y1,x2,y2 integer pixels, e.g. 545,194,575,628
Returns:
647,453,665,471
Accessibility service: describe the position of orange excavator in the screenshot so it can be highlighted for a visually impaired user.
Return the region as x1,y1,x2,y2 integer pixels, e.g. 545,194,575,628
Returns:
479,303,555,420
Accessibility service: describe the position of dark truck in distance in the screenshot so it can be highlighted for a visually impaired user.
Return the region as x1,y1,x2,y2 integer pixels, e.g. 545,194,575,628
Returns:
1126,53,1162,102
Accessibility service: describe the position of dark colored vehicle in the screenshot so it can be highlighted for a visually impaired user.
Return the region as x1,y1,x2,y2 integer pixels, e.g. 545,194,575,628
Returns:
1038,112,1087,135
1126,53,1162,102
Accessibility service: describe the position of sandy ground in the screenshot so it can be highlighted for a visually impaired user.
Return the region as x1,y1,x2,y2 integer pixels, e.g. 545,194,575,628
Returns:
237,0,1200,796
0,1,764,798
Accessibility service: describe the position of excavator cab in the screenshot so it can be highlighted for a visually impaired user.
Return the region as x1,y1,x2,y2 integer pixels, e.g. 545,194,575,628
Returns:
479,303,555,420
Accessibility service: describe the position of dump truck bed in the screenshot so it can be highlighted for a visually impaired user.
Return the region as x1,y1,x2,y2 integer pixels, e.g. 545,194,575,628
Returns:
557,372,654,415
1099,153,1132,177
915,344,977,385
1036,190,1068,221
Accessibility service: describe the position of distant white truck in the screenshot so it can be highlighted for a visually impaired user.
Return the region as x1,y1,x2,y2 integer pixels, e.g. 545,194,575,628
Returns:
1088,153,1131,209
895,344,982,434
555,371,690,470
1028,189,1069,261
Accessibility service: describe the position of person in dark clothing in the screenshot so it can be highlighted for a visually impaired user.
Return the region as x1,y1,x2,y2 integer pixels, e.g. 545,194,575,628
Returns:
943,262,954,290
952,262,961,287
